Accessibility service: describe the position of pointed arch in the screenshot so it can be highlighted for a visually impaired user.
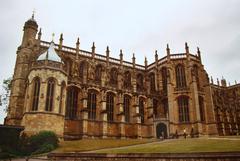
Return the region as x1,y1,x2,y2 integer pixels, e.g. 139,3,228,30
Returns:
139,97,145,124
66,86,79,119
137,73,144,92
87,89,98,120
175,64,187,89
199,96,205,121
106,92,115,122
149,72,155,92
95,64,102,84
123,71,131,89
178,95,189,122
123,94,131,123
45,78,56,111
31,77,41,111
109,67,118,86
79,61,88,78
161,67,168,93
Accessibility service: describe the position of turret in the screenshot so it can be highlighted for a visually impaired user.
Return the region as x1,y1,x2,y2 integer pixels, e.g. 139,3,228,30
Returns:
21,13,38,47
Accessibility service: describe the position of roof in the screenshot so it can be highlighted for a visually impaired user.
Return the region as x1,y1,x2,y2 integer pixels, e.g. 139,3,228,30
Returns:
37,41,62,62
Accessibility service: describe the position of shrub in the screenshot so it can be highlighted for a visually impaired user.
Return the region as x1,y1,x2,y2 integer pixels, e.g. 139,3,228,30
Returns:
19,131,59,155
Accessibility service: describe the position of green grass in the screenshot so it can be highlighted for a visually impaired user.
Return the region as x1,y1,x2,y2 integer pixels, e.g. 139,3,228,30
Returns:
96,138,240,153
55,139,154,152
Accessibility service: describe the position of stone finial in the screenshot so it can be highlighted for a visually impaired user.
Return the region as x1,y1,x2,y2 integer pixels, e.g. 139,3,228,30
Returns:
37,28,42,40
106,46,110,57
92,42,95,52
120,49,123,64
235,80,237,85
91,42,96,58
166,44,170,56
132,53,136,68
221,77,227,87
210,76,213,84
144,56,148,67
76,37,80,46
217,78,220,86
185,42,189,53
197,47,202,63
76,37,80,59
155,50,158,62
58,33,63,50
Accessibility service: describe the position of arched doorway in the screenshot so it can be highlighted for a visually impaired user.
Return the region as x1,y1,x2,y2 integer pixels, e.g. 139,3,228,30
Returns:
156,123,167,139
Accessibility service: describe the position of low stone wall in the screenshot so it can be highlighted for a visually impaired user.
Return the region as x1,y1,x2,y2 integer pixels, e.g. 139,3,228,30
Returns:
48,152,240,161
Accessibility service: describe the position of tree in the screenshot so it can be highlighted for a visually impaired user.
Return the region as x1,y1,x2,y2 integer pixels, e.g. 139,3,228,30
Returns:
0,77,12,112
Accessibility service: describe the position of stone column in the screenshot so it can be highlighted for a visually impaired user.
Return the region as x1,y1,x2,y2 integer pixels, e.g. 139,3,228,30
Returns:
167,71,175,135
118,93,125,139
81,89,88,138
147,97,155,138
134,96,142,138
192,74,202,134
101,91,108,138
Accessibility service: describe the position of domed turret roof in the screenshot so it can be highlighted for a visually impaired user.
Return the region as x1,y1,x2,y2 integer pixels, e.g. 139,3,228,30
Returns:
37,41,62,62
25,13,38,28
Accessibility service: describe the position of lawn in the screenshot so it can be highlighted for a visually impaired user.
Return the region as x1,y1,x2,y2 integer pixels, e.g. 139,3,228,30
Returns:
55,139,155,152
96,138,240,153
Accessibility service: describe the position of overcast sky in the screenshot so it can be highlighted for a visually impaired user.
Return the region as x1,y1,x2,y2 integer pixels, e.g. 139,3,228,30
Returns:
0,0,240,123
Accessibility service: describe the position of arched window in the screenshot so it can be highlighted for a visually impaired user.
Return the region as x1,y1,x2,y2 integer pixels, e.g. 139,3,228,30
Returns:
32,77,41,111
153,99,158,117
110,68,118,86
124,71,131,89
137,73,144,92
149,73,155,92
175,64,187,89
95,64,102,84
88,91,97,120
123,95,130,123
59,81,66,114
79,61,87,78
106,92,114,122
199,96,205,121
178,96,189,122
193,65,200,89
161,67,168,93
66,87,79,119
139,97,145,124
45,78,55,111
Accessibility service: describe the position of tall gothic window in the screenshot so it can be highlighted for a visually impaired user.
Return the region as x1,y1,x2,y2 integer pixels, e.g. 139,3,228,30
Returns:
32,77,41,111
88,91,97,120
59,81,66,114
137,73,144,92
178,96,189,122
199,96,205,121
149,73,155,92
153,99,158,117
175,64,187,89
66,87,78,119
123,95,130,123
45,78,55,111
106,93,114,122
124,71,131,89
79,61,86,78
193,65,200,89
110,68,118,86
139,97,145,124
95,64,102,84
161,67,168,93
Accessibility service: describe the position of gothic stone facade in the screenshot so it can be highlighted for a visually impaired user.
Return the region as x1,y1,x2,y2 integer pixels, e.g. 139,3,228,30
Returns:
4,17,240,139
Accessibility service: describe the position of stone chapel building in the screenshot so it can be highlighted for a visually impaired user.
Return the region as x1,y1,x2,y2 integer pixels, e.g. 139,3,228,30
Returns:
4,15,240,139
